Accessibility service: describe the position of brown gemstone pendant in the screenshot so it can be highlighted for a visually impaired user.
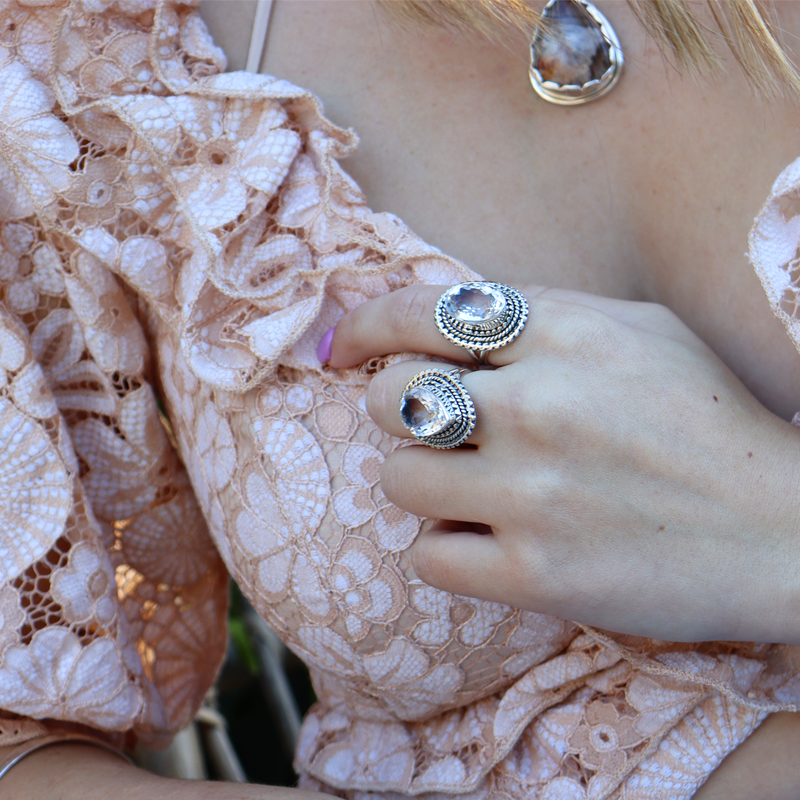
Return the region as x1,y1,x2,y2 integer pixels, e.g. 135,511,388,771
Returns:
530,0,623,106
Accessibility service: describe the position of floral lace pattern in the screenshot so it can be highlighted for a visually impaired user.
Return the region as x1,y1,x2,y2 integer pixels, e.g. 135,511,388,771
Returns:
0,1,796,796
751,157,800,379
0,0,229,748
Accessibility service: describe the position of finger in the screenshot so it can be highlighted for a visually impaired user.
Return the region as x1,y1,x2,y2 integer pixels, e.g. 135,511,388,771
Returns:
523,284,698,343
366,360,493,444
480,284,699,365
380,445,489,522
409,523,512,603
328,285,474,368
328,282,609,371
328,281,696,371
328,282,597,370
479,289,661,368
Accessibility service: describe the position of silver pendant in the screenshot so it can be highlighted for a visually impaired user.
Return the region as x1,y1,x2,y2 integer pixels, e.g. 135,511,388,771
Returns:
530,0,623,106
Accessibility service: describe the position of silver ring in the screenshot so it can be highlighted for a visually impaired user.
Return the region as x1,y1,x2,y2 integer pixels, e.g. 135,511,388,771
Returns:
435,281,529,364
399,367,476,449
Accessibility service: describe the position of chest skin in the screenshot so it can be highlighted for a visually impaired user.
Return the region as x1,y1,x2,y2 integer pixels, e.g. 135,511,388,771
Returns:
202,0,800,420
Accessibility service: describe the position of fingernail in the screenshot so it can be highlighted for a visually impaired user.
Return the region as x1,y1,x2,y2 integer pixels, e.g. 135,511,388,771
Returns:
317,326,335,364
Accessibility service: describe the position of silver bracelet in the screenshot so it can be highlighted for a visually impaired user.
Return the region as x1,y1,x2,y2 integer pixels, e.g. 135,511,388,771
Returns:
0,732,132,781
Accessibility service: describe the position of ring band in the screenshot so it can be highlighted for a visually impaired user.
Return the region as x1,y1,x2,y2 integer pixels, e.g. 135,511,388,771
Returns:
400,367,476,449
435,281,529,364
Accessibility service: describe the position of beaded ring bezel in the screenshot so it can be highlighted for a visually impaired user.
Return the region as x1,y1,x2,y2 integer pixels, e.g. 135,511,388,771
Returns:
399,368,476,449
435,281,529,364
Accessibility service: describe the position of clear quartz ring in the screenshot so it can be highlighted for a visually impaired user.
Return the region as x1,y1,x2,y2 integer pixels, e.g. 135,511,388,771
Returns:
435,281,529,364
400,367,476,449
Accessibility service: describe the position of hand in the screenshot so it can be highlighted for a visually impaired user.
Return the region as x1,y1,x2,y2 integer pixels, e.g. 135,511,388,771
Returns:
328,284,800,644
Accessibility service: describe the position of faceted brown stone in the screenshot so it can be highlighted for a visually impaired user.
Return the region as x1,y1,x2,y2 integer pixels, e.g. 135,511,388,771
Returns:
532,0,611,87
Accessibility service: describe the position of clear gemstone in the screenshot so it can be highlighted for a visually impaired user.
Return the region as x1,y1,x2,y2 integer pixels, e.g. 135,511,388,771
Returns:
400,387,455,437
446,284,506,325
532,0,611,87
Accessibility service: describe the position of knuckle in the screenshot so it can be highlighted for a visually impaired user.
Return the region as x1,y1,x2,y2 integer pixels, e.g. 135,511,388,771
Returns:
504,543,547,597
536,300,620,364
644,300,676,321
642,301,680,330
492,379,538,440
490,373,590,444
538,393,596,440
389,286,432,342
565,314,618,363
510,464,563,514
501,378,534,422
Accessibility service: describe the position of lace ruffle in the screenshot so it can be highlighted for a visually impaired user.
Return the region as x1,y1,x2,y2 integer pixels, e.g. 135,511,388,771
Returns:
0,0,230,748
750,156,800,357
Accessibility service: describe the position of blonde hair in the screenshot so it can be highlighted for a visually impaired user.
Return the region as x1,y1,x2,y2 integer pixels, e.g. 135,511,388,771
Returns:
378,0,800,98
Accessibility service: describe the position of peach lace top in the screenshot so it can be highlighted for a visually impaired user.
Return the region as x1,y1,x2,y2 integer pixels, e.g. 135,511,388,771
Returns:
0,1,799,797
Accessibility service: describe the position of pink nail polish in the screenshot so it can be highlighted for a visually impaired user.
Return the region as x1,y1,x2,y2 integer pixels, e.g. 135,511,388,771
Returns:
317,326,335,364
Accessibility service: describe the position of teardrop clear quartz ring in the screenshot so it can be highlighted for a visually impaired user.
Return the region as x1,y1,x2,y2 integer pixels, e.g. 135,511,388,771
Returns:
400,367,476,449
435,281,529,365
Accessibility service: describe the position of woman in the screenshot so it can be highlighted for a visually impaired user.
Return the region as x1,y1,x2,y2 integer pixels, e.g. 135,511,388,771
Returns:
0,0,798,797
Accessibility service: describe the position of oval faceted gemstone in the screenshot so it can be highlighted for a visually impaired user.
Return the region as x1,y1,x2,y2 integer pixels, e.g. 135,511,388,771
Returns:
445,284,506,326
533,0,611,87
400,387,455,437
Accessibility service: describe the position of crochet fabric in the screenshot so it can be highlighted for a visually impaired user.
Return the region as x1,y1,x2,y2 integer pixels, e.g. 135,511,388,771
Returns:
0,1,798,797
